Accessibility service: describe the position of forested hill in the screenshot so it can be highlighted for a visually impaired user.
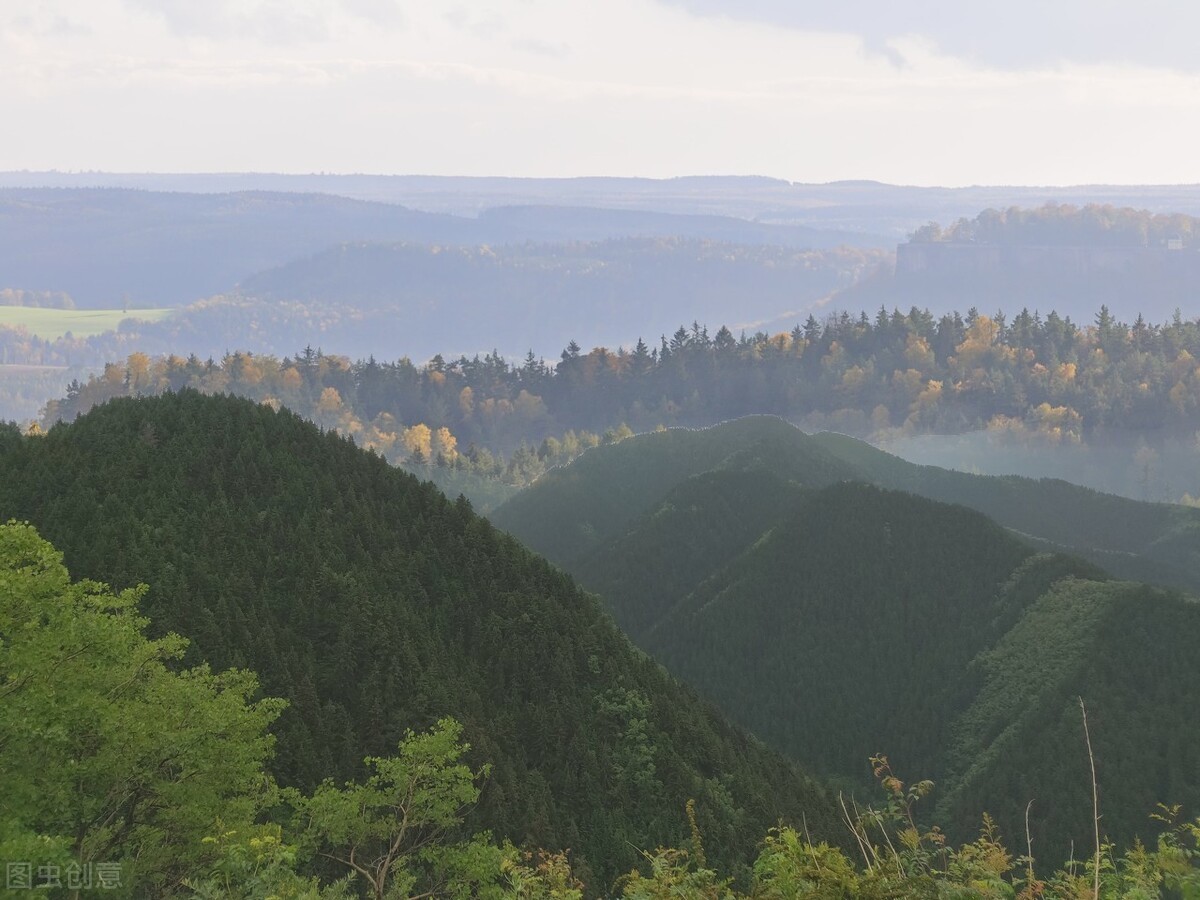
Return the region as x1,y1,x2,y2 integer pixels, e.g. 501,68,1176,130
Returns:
0,392,837,888
232,239,880,360
491,418,1200,858
493,417,1200,595
858,204,1200,323
909,203,1198,247
488,417,862,566
808,431,1200,593
0,187,878,308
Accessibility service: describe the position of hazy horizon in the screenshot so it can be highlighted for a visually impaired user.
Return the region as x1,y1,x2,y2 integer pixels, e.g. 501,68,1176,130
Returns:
6,170,1200,190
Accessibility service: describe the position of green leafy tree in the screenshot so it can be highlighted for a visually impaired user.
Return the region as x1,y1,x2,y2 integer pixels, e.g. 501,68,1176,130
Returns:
290,718,509,900
619,801,735,900
183,824,352,900
750,829,860,899
505,851,584,900
618,847,735,900
0,521,285,896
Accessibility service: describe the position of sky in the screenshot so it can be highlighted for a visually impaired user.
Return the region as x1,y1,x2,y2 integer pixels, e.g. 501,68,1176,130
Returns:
3,0,1200,186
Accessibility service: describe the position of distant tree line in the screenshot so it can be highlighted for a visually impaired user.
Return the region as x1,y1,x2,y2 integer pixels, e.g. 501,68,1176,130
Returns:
34,305,1199,488
0,288,76,308
911,202,1197,248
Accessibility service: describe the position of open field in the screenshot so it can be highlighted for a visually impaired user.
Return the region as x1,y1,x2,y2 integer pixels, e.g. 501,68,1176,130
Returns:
0,306,173,340
0,363,68,374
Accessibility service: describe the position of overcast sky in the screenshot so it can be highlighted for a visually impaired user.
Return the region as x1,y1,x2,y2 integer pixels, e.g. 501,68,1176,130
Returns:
4,0,1199,185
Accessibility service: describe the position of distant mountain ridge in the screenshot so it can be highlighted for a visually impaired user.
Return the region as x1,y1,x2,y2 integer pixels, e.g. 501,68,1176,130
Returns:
7,172,1200,232
0,187,878,307
229,239,881,361
837,203,1200,322
878,241,1200,323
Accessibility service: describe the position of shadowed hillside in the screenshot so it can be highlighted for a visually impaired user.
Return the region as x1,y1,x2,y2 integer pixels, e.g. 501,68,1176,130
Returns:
492,418,1200,858
0,393,838,887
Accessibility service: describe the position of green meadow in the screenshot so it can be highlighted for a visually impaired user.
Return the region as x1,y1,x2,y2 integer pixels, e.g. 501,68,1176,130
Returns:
0,306,173,339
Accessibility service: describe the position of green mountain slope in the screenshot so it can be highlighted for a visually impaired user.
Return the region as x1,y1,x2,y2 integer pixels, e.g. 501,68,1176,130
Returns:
490,417,862,567
809,431,1200,595
492,418,1200,858
939,578,1200,856
0,392,837,887
570,469,808,640
640,483,1066,777
495,418,1200,596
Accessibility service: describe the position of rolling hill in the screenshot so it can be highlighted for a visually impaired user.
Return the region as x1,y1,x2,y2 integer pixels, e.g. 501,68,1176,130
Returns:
0,187,878,309
233,239,882,361
808,431,1200,595
491,418,1200,857
0,187,887,366
495,418,1200,596
12,172,1200,237
489,416,862,567
0,395,838,888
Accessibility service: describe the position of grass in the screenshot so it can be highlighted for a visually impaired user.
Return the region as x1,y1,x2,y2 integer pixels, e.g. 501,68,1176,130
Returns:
0,364,69,374
0,307,173,340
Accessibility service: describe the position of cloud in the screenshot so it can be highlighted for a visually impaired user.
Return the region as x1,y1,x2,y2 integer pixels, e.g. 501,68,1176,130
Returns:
3,0,1200,184
338,0,405,29
4,10,93,39
443,7,507,38
656,0,1200,71
510,37,570,58
121,0,331,42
